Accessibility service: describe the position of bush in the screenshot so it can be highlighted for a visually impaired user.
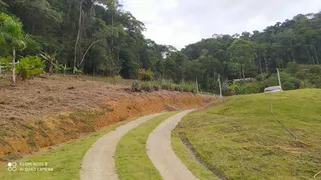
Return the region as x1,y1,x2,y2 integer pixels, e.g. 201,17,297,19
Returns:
16,55,44,80
283,81,295,90
255,73,268,81
300,80,316,89
139,80,197,93
140,82,153,92
314,76,321,88
223,81,234,96
229,81,263,95
295,66,321,88
179,82,197,93
243,82,263,94
288,77,301,89
138,68,153,81
131,80,139,91
151,82,160,91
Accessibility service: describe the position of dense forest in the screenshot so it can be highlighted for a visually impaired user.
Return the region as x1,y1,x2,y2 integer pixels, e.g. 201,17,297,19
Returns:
0,0,320,93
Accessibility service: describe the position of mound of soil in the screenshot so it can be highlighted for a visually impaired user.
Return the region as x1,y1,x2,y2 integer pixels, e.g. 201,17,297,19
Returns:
0,75,214,162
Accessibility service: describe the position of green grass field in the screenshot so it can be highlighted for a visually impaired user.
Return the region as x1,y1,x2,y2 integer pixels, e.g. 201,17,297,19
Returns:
173,89,321,180
115,112,178,180
0,117,139,180
171,136,220,180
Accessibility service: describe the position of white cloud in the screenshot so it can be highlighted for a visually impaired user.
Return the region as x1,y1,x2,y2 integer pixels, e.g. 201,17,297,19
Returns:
123,0,321,50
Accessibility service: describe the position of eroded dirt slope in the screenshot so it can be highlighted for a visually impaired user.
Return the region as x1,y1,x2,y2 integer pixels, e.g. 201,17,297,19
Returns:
0,75,213,162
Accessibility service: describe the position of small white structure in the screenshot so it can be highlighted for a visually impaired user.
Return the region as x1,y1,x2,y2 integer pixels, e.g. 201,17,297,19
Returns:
264,86,282,93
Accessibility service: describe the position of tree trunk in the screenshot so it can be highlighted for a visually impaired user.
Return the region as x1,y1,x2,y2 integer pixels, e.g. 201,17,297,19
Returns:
50,60,54,75
73,0,83,74
263,51,268,74
307,49,314,64
78,39,102,68
292,50,296,62
258,58,262,74
242,68,245,79
313,47,320,64
12,48,16,86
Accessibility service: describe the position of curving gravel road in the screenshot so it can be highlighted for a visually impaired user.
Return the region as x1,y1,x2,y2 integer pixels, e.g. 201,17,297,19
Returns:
146,110,199,180
80,113,162,180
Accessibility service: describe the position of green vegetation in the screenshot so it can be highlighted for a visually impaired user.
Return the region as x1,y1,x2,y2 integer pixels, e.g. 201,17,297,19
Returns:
171,136,219,180
0,117,139,180
139,80,198,93
138,68,154,81
173,89,321,179
1,1,321,92
16,55,44,80
226,64,321,95
115,112,178,180
0,11,27,85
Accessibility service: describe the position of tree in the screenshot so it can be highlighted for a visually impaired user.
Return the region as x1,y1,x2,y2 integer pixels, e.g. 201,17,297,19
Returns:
0,12,26,85
39,51,57,75
228,39,255,78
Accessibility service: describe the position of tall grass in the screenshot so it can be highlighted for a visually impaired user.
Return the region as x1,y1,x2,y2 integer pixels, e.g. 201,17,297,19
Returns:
139,80,198,93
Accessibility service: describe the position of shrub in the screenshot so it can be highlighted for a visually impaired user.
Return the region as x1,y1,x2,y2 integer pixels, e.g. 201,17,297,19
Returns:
314,76,321,88
300,80,315,89
255,73,268,81
283,81,295,90
151,83,160,91
138,68,153,81
131,80,139,91
288,77,301,89
139,80,197,93
264,76,279,87
140,82,153,92
223,81,234,96
295,66,321,88
160,80,174,90
16,55,44,80
111,75,123,85
179,82,197,93
243,82,263,94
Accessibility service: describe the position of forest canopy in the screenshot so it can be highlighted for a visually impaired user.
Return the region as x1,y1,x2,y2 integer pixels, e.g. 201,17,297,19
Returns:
0,0,320,93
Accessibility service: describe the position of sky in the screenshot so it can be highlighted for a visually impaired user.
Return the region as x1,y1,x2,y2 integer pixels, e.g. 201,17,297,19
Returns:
122,0,321,50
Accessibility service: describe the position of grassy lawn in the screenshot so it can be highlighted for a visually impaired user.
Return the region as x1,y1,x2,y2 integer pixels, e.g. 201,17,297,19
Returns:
0,117,140,180
171,136,220,180
115,111,178,180
173,89,321,180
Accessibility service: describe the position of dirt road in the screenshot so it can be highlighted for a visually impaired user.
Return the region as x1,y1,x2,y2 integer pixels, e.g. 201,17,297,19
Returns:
80,113,162,180
146,110,199,180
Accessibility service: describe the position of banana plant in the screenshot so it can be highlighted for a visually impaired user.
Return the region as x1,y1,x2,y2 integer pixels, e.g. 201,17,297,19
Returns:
39,51,57,75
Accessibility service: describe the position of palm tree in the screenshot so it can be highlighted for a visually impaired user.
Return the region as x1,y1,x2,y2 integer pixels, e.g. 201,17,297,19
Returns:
0,12,26,85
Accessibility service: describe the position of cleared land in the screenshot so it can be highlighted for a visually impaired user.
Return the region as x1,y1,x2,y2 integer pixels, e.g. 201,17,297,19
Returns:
0,74,212,162
173,89,321,180
115,112,178,180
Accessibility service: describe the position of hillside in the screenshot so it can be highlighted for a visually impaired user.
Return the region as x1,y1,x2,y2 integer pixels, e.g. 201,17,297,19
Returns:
0,75,213,163
173,89,321,179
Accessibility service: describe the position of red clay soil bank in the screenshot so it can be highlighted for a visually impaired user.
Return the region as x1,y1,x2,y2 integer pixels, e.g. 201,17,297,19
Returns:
0,91,213,161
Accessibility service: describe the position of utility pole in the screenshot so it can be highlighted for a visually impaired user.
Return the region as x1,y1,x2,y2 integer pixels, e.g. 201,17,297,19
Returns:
277,68,282,89
218,74,222,98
